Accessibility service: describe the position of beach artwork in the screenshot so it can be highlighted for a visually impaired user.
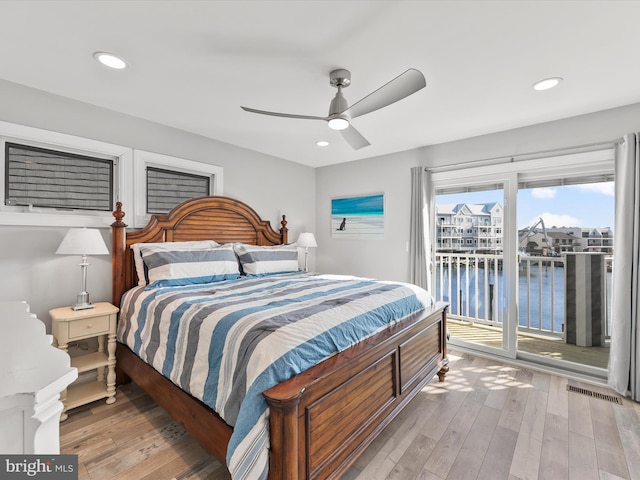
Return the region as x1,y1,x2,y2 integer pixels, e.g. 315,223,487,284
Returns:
331,193,384,238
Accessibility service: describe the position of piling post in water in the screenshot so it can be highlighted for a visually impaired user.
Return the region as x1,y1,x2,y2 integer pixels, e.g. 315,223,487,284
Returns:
489,284,494,321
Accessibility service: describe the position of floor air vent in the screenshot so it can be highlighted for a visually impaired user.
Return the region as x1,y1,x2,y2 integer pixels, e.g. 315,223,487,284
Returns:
566,384,623,405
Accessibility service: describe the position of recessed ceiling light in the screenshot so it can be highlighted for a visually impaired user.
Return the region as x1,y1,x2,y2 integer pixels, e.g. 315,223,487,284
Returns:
93,52,127,70
316,141,329,147
532,77,562,91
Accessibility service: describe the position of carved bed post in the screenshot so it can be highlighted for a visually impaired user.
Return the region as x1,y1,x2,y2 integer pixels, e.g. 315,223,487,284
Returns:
280,215,288,244
111,202,130,386
437,306,449,381
265,388,304,480
111,202,127,309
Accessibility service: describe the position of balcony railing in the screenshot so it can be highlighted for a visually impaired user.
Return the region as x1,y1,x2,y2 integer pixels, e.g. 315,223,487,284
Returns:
434,252,613,339
518,255,565,335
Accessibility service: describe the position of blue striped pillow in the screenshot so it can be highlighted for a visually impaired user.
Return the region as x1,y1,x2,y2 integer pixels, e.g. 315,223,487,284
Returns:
142,243,240,287
234,243,299,276
132,240,219,286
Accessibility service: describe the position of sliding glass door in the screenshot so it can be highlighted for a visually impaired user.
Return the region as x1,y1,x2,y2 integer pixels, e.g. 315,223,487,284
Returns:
429,149,614,377
430,172,518,359
516,177,613,376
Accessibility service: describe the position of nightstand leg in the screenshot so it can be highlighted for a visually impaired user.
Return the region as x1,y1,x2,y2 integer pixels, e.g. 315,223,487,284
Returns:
106,333,117,404
59,395,69,421
58,342,69,421
97,334,105,382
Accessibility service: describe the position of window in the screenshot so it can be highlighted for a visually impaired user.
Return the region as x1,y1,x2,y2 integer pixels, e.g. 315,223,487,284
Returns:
146,167,210,214
6,142,113,211
0,121,224,228
0,120,132,227
133,150,223,227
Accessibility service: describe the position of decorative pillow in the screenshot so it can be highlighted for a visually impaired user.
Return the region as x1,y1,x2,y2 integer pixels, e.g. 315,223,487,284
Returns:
132,240,220,286
143,243,240,288
234,243,299,276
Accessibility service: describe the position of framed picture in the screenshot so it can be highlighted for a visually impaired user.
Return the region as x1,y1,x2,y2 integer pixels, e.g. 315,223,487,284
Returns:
331,193,384,238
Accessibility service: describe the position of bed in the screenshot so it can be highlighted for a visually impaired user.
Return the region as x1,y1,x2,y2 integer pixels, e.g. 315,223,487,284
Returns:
111,195,448,480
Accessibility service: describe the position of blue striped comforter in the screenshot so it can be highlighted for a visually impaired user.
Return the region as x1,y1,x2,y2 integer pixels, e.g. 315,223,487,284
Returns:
117,272,432,480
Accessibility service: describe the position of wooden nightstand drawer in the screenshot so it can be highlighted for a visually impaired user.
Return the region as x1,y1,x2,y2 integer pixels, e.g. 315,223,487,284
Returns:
68,315,110,339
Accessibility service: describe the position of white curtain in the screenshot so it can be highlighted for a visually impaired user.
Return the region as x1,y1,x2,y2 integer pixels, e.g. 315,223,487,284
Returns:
608,133,640,401
409,166,432,293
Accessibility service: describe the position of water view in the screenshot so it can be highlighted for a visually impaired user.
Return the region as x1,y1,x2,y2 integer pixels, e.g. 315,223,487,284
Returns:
435,261,612,335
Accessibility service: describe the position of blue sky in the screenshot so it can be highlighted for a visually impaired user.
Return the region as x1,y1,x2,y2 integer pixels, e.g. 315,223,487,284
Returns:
436,182,615,230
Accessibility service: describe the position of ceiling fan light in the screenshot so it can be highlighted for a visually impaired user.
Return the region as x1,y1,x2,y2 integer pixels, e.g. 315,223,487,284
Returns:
328,117,349,130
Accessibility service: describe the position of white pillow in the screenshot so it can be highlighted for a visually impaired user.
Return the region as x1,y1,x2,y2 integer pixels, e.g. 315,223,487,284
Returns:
132,240,219,286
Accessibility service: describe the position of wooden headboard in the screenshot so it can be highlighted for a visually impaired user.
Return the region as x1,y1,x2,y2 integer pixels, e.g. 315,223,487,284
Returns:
111,196,288,307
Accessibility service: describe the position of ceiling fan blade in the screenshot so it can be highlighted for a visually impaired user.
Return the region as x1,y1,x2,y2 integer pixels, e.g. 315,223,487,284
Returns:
343,68,426,119
241,106,328,121
341,124,371,150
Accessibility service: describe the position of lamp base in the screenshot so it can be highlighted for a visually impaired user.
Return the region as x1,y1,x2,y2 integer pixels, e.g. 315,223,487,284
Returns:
71,292,95,310
72,303,95,311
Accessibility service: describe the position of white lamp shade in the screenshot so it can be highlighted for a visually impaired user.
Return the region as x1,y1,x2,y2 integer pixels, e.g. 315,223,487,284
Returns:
56,228,109,255
296,232,317,248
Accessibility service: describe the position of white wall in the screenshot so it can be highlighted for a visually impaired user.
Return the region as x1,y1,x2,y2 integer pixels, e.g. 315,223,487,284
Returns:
316,102,640,285
421,102,640,169
0,80,315,327
315,148,423,281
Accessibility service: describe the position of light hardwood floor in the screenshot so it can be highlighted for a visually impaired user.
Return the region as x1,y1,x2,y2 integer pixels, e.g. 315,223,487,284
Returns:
60,350,640,480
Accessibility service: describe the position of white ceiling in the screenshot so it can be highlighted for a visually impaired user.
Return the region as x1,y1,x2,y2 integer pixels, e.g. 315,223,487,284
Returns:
2,1,640,168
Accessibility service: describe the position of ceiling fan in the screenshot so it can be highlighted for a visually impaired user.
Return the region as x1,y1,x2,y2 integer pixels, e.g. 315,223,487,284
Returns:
241,68,426,150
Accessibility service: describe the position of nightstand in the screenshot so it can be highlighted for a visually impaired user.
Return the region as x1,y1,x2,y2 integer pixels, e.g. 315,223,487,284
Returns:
50,302,119,420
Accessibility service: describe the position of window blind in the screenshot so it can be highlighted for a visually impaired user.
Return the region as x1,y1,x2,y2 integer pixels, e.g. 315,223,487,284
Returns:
518,174,614,190
5,142,113,211
436,183,503,196
146,167,210,214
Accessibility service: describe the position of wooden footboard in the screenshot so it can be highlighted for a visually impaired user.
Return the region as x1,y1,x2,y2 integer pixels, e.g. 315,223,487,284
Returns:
264,303,448,480
115,303,447,480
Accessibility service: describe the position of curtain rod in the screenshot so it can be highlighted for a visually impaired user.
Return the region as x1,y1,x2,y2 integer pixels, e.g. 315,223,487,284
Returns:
425,138,623,172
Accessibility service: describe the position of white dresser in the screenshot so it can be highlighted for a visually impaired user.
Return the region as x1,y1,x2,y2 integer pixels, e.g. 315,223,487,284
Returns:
0,301,77,454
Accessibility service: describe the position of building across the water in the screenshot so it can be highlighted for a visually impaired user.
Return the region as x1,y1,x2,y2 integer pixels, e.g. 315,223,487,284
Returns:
435,202,613,256
521,226,614,255
435,203,503,253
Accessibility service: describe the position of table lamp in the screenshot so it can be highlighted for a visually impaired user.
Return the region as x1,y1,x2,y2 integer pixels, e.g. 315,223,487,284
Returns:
56,228,109,310
296,232,317,272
